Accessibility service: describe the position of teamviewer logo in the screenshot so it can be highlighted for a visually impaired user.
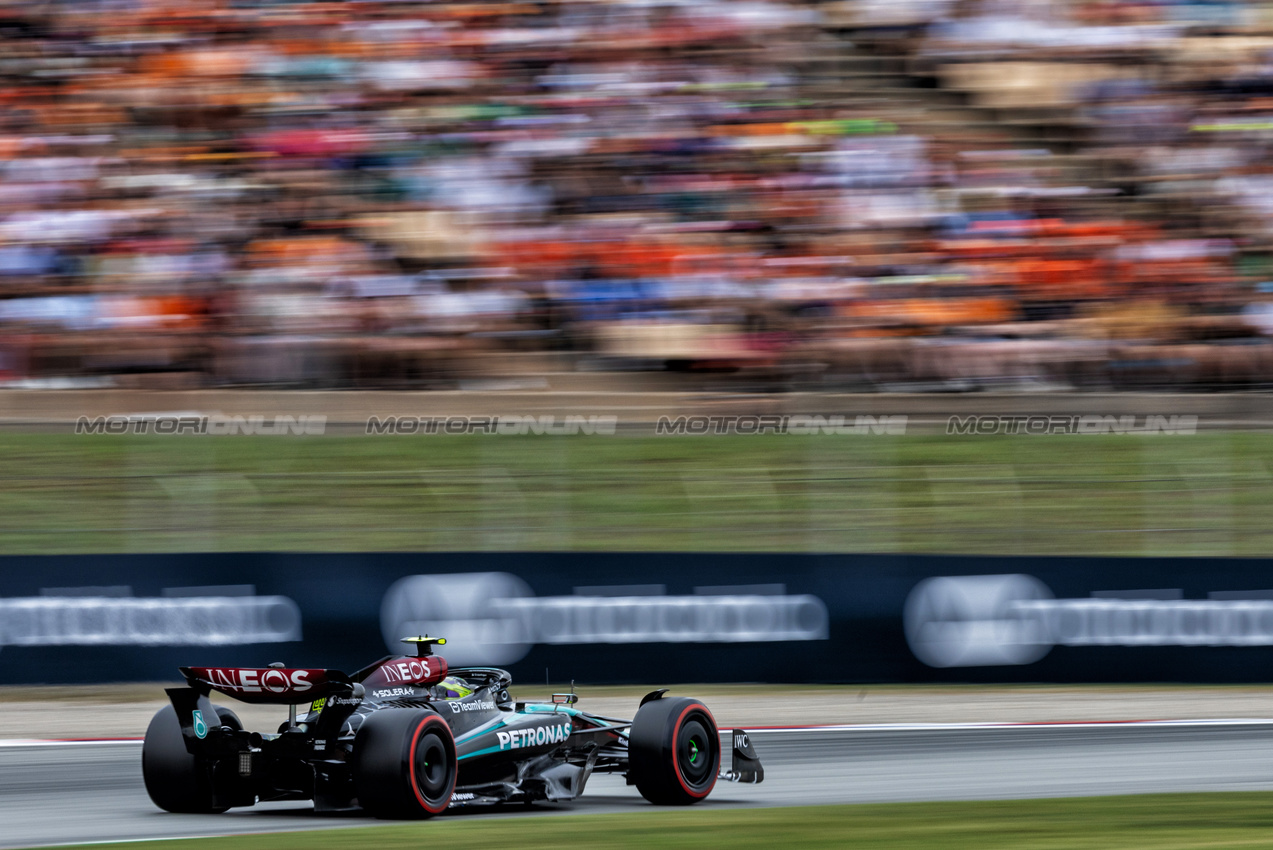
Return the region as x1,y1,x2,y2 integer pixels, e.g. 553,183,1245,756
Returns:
903,574,1054,668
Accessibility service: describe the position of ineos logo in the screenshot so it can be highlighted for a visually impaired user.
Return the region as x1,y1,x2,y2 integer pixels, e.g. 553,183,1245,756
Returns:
200,667,314,692
261,669,290,693
381,659,434,683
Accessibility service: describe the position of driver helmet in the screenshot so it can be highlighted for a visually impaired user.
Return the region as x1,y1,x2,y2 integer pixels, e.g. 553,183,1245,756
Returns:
439,676,474,699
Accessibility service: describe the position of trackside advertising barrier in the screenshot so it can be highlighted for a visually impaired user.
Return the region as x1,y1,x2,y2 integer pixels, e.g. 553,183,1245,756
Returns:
6,553,1273,684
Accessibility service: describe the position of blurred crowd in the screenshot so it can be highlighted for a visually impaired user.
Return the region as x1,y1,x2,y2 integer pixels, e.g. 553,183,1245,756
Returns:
6,0,1273,390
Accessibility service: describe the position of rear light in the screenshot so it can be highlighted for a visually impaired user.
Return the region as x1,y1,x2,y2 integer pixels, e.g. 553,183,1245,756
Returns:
238,752,253,777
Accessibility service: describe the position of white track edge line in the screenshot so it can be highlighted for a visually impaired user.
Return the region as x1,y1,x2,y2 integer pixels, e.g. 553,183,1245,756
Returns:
6,718,1273,748
5,823,372,850
748,719,1273,732
0,739,142,748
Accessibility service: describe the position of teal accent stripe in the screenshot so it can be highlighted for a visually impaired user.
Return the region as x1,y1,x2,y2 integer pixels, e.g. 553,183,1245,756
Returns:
455,719,506,744
522,704,611,726
458,744,503,760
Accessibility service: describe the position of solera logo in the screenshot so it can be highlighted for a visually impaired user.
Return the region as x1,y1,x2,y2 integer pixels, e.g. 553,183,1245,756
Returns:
904,574,1054,668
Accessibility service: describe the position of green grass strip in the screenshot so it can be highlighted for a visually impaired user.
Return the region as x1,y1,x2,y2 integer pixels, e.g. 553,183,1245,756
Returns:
2,431,1273,555
35,794,1273,850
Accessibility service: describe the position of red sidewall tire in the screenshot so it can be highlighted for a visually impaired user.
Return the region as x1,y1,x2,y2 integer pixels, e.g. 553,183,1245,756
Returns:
668,703,719,801
407,715,455,815
354,708,456,819
629,697,720,805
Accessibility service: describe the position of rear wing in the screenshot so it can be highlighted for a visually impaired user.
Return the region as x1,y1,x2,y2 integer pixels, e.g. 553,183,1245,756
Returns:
180,666,352,704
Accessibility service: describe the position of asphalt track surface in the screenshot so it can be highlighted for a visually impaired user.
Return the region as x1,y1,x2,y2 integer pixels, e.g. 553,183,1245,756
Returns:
8,721,1273,848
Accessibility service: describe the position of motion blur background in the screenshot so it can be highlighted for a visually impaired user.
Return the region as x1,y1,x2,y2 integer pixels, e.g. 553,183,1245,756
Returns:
7,0,1273,392
0,0,1269,565
1,2,1273,574
10,12,1273,848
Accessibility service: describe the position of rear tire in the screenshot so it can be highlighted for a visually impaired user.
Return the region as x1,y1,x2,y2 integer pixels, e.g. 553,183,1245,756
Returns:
629,697,720,805
353,708,456,818
142,705,228,814
214,706,242,732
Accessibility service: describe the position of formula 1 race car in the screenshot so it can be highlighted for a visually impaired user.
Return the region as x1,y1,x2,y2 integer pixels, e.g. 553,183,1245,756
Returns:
143,637,764,817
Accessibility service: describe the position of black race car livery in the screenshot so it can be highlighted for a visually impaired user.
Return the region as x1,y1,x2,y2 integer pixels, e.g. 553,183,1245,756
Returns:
143,636,764,818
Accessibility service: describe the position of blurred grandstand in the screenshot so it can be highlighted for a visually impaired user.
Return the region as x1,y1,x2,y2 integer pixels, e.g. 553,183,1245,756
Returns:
3,0,1273,391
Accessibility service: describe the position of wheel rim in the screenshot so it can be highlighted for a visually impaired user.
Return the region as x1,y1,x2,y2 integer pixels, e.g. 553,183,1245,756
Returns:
414,732,449,802
675,717,714,790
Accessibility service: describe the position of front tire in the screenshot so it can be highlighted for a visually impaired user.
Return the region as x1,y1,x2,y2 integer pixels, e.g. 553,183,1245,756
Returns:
629,697,720,805
353,708,457,818
142,704,229,814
